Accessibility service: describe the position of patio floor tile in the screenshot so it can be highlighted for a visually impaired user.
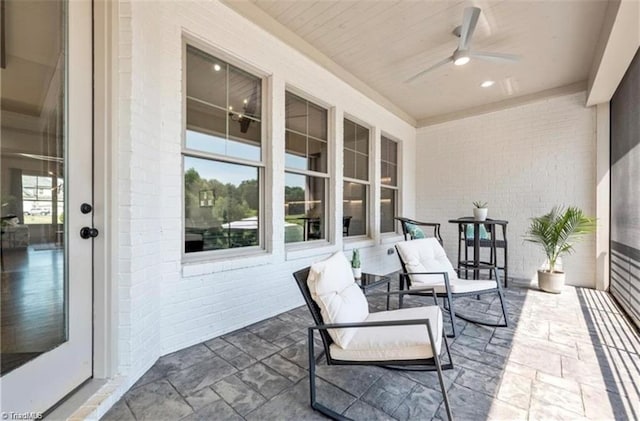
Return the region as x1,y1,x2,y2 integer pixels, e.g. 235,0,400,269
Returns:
102,278,640,421
360,372,418,415
167,356,237,396
211,375,267,415
183,387,221,411
180,400,243,421
124,379,192,421
236,362,293,399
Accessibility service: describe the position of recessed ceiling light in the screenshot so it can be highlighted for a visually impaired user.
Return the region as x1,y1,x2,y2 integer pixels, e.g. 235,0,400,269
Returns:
481,80,495,88
213,64,221,72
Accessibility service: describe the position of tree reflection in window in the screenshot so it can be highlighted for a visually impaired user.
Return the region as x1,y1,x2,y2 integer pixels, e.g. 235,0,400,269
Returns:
184,158,259,252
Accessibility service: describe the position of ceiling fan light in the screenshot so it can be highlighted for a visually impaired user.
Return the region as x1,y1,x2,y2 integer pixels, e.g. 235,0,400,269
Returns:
454,56,470,66
481,80,495,88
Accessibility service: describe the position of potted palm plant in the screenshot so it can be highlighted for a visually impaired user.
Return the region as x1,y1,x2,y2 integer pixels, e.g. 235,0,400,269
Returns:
525,206,595,293
351,249,362,279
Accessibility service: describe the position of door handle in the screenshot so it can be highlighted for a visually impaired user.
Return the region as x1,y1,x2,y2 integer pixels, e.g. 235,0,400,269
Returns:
80,227,99,239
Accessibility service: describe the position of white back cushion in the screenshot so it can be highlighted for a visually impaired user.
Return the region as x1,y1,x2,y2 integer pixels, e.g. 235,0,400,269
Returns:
396,238,457,286
307,252,369,348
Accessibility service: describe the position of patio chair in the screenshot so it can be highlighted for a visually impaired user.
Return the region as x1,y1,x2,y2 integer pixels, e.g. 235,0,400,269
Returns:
396,238,508,337
395,217,443,244
293,252,453,420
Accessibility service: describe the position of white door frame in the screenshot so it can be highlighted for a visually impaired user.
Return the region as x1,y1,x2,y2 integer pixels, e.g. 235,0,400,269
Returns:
92,0,118,381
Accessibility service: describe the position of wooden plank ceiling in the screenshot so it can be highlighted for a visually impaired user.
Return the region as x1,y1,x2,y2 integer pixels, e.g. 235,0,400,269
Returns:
248,0,610,123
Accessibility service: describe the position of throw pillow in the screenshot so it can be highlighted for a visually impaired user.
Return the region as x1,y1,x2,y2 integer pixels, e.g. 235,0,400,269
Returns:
307,252,369,348
465,224,490,240
405,222,426,239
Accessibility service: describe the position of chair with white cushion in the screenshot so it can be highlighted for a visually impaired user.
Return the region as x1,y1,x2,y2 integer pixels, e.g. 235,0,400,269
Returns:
395,238,508,338
293,252,453,420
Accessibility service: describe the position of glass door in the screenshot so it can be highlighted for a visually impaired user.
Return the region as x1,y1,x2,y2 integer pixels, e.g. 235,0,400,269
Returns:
0,0,94,413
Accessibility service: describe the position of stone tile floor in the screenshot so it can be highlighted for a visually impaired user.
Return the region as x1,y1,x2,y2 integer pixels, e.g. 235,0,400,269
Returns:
103,278,640,420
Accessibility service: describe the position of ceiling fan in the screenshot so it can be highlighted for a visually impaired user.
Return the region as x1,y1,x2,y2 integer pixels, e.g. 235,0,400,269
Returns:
405,6,521,83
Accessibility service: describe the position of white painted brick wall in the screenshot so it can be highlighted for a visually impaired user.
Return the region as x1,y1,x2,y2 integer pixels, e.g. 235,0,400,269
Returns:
114,0,415,388
415,92,597,288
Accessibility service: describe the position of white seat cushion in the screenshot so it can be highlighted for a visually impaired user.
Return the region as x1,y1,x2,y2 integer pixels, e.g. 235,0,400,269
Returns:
307,252,369,348
330,306,443,362
396,238,497,293
411,277,497,294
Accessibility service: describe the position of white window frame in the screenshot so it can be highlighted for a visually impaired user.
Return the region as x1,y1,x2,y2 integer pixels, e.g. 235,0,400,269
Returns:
181,40,268,262
342,116,372,240
284,89,331,247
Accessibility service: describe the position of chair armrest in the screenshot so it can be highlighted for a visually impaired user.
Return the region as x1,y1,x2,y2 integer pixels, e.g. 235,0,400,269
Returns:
411,221,440,228
311,318,438,331
365,287,435,298
401,271,448,276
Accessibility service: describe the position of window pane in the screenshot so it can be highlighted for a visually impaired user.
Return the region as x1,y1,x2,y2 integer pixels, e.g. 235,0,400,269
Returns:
355,125,369,154
187,99,226,141
388,138,398,164
229,66,261,120
284,172,326,243
380,187,396,233
22,175,37,188
307,139,327,173
186,46,226,108
344,119,369,182
285,93,307,133
381,162,397,186
381,136,397,165
228,114,261,160
308,103,327,140
285,131,307,170
344,119,356,150
355,153,368,181
343,181,366,237
381,136,389,162
184,156,259,252
186,129,226,156
344,149,356,179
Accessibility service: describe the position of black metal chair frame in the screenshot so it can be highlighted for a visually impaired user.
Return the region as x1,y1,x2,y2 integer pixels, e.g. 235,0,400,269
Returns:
342,216,352,236
456,218,508,287
395,217,443,244
395,246,509,338
293,267,454,421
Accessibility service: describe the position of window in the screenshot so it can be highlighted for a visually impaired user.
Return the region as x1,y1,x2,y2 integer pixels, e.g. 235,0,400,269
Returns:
183,45,263,254
22,174,63,225
284,92,329,243
343,118,369,237
380,135,398,233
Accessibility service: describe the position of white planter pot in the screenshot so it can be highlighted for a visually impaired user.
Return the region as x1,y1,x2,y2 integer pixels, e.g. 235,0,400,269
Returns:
473,208,488,221
352,268,362,279
538,270,565,294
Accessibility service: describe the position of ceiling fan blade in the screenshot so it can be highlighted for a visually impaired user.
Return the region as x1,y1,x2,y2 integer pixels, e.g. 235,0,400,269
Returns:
469,51,521,62
404,56,453,83
459,7,481,50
